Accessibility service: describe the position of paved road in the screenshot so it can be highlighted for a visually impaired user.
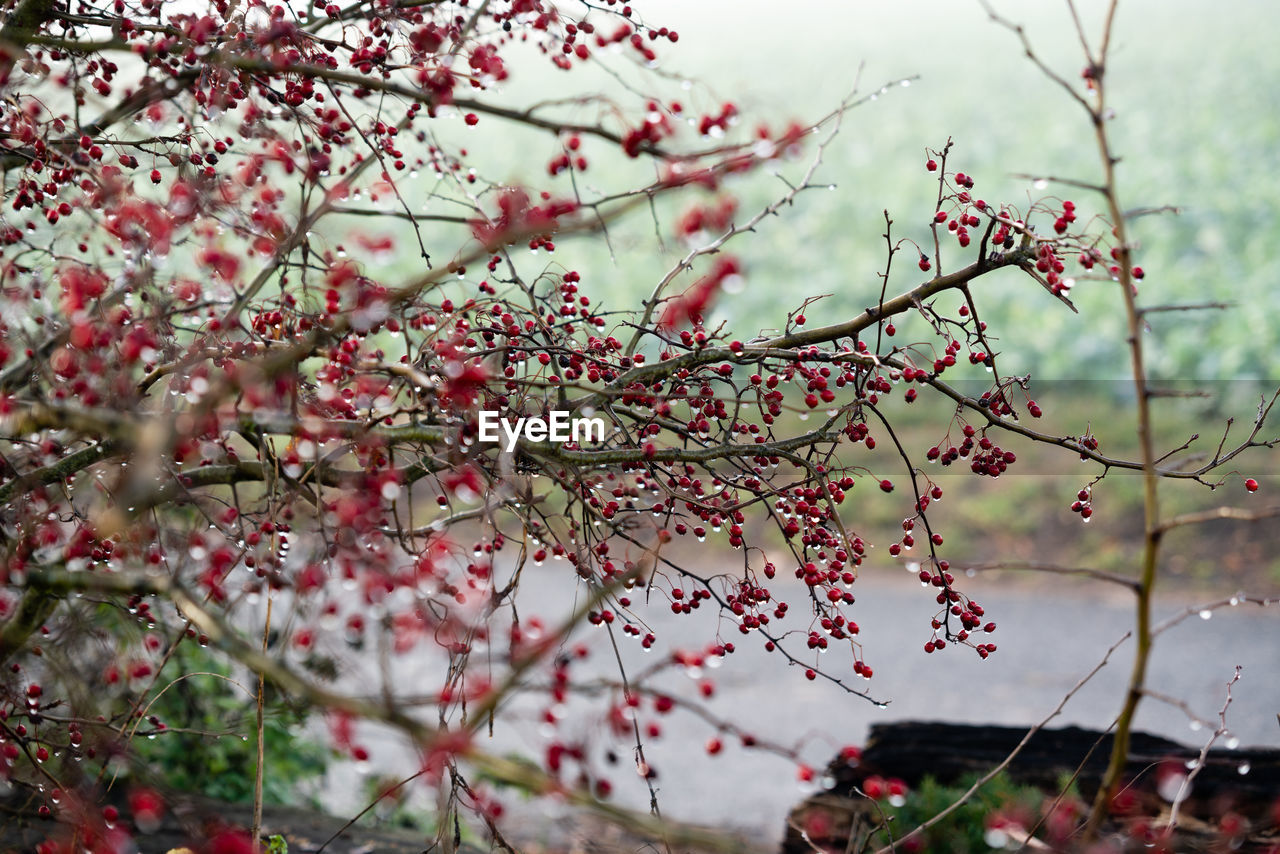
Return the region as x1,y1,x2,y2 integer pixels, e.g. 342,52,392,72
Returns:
317,566,1279,848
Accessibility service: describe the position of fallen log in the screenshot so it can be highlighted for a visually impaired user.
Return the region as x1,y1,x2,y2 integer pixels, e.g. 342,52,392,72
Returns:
782,720,1280,853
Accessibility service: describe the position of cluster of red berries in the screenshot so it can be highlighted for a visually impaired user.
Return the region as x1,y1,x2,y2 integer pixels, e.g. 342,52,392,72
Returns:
1070,488,1094,520
926,423,1013,475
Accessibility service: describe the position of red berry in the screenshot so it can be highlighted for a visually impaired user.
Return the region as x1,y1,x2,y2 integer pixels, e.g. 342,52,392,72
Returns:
1245,478,1259,493
879,480,894,493
926,159,937,172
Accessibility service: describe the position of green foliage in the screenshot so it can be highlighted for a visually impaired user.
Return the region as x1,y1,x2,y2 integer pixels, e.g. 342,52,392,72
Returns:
132,644,330,806
380,3,1280,386
264,835,288,854
870,772,1048,854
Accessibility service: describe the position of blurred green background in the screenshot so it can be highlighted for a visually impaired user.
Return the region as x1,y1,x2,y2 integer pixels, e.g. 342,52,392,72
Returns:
373,0,1280,384
321,1,1280,586
636,0,1280,384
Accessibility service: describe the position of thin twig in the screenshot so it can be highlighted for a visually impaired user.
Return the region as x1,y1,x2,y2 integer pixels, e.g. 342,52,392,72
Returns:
960,561,1138,592
1166,666,1242,832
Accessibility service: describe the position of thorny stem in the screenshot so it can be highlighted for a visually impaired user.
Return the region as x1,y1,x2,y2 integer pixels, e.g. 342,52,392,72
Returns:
1079,2,1162,837
978,0,1265,841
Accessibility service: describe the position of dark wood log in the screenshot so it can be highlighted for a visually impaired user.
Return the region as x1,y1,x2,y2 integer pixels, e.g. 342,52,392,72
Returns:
782,721,1280,854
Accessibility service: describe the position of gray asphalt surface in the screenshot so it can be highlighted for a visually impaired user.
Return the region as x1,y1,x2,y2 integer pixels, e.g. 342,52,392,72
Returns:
316,566,1279,848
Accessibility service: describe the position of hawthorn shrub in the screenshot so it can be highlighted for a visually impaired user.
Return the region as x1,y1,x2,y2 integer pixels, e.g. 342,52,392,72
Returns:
0,0,1275,851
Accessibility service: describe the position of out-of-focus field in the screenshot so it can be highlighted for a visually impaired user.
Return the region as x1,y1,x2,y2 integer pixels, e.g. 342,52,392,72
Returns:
354,0,1280,590
346,0,1280,384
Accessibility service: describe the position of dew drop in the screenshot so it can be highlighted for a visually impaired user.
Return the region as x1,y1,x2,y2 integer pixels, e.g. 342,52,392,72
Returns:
1033,178,1049,190
1199,609,1212,620
1238,762,1251,775
984,829,1009,848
